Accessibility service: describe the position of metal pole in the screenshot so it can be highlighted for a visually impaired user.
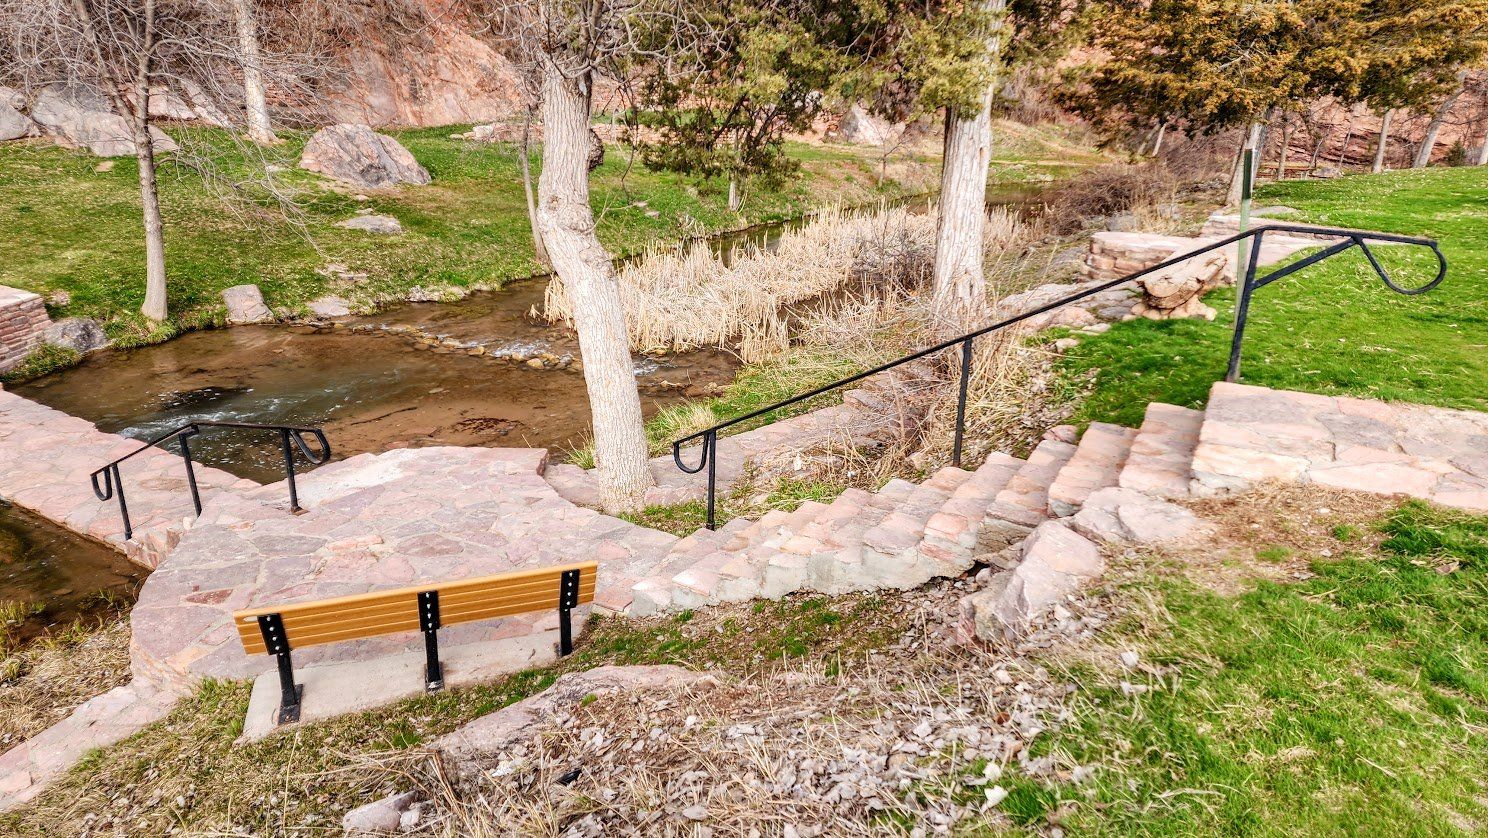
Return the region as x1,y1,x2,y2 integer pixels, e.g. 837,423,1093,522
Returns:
951,337,973,467
1236,149,1254,284
112,464,132,541
280,428,300,512
178,432,202,516
418,590,443,692
1226,230,1267,383
704,430,718,531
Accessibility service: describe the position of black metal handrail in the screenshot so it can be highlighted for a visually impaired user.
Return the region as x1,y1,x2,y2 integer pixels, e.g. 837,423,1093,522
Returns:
90,420,331,540
672,223,1447,530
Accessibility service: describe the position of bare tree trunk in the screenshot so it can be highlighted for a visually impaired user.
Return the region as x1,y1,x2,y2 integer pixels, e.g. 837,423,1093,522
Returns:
1226,121,1263,205
930,0,1005,332
1148,121,1166,156
72,0,168,321
1373,108,1393,173
1414,77,1467,169
1275,118,1292,180
520,108,548,266
1478,121,1488,166
727,174,742,213
231,0,275,144
538,66,653,512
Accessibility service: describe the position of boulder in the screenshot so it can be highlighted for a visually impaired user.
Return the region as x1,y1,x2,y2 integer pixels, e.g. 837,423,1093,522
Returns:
1130,251,1228,321
29,86,178,157
0,101,35,142
342,790,418,835
1070,487,1205,545
0,87,24,111
42,318,108,353
299,124,430,189
961,521,1104,642
834,104,902,146
335,214,402,234
306,295,352,318
221,284,273,324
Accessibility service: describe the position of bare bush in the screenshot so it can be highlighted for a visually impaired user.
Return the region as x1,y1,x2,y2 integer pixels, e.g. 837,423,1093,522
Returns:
1040,163,1178,234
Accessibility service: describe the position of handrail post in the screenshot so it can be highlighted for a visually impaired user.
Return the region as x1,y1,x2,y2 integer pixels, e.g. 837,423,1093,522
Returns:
704,430,718,531
178,429,203,516
280,428,302,513
952,337,974,467
1227,230,1267,383
111,464,132,541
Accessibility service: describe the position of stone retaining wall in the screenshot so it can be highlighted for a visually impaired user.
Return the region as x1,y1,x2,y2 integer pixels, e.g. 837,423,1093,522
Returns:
1079,232,1211,284
0,286,50,372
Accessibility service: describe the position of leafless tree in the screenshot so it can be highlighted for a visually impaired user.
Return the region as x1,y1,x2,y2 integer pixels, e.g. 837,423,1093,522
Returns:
463,0,713,512
1414,69,1470,168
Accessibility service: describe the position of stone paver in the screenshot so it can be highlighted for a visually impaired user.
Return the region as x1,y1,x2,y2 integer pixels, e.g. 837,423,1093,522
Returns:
0,682,175,810
1119,402,1205,497
1191,382,1488,511
0,388,255,567
129,446,679,692
1046,422,1139,518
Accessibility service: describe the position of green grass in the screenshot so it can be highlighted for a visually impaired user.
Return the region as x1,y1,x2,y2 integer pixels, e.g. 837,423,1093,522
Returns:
1028,500,1488,835
0,120,1096,349
1059,166,1488,427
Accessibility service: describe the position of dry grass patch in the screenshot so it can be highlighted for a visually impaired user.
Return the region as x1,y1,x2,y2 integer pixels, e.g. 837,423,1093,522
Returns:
0,615,133,751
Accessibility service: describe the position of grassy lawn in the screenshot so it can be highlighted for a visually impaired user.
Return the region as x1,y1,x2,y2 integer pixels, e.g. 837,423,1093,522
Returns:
0,120,1096,348
1024,497,1488,835
1059,165,1488,428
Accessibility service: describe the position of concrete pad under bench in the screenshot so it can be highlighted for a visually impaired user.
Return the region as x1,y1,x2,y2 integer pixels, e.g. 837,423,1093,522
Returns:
241,631,559,741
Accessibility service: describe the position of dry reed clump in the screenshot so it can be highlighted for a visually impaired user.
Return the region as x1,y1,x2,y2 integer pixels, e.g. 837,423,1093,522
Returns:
0,616,133,750
542,205,937,360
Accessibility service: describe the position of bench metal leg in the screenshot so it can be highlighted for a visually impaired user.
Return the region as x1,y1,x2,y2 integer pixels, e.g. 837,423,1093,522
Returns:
275,650,303,724
418,591,444,692
257,613,301,724
558,569,580,656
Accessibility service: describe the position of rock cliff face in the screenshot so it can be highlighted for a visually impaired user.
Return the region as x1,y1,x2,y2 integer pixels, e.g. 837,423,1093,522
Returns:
322,0,522,128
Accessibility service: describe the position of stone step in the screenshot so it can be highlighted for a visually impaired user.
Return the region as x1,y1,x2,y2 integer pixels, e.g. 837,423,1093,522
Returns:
1046,422,1139,518
714,500,830,602
982,438,1078,547
786,478,918,594
919,452,1025,573
669,509,792,609
627,518,753,616
1118,403,1205,498
780,488,874,555
861,467,974,588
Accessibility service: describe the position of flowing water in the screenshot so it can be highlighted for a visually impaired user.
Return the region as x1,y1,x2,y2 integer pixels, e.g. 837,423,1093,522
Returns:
0,502,143,646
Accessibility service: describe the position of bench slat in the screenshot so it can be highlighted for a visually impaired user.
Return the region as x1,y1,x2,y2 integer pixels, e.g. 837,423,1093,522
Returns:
234,579,597,653
233,561,597,655
233,576,597,639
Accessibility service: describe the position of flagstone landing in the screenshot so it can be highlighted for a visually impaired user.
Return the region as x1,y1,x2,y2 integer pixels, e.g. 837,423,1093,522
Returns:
129,446,678,693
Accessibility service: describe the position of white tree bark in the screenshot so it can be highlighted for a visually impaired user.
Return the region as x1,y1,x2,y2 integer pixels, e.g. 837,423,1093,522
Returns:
520,108,548,266
231,0,275,145
1148,121,1166,156
1414,76,1467,169
537,65,654,512
1373,108,1393,173
930,0,1005,332
1478,122,1488,165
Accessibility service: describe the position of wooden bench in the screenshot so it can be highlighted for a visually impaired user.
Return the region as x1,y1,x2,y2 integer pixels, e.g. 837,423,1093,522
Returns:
232,561,597,725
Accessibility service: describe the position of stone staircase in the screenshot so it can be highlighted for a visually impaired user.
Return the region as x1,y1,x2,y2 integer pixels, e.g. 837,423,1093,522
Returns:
622,405,1200,617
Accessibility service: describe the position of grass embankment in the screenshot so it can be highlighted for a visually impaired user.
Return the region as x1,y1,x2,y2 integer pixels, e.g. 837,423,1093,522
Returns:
1028,494,1488,835
0,119,1093,350
1060,165,1488,426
